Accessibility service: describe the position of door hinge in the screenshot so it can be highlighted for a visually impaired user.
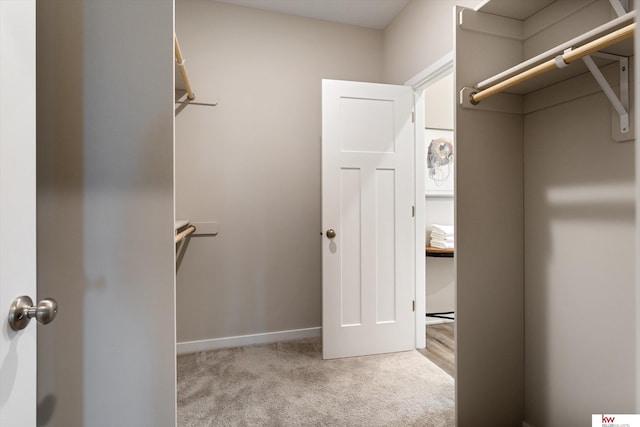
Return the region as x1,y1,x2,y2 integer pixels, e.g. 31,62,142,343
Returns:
412,300,415,312
411,111,415,123
411,206,415,217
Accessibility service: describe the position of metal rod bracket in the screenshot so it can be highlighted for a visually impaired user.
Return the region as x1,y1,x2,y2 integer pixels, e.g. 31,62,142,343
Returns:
582,53,629,133
609,0,628,17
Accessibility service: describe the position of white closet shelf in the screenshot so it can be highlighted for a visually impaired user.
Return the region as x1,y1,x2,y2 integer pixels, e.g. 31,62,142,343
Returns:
175,220,190,230
461,0,636,98
459,1,635,140
470,18,634,99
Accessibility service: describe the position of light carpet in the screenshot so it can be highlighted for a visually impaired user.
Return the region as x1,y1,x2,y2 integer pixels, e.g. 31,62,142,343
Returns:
177,338,454,426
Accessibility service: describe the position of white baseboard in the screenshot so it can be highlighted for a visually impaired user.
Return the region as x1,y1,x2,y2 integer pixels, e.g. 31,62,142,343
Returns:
176,327,321,355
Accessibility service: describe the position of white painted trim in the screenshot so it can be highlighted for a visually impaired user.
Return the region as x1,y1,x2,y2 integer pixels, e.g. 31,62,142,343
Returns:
176,327,321,355
405,55,454,351
405,52,453,90
473,0,491,11
413,90,426,350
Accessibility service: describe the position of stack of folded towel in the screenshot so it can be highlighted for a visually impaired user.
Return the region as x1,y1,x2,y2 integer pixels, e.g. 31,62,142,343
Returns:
430,224,454,249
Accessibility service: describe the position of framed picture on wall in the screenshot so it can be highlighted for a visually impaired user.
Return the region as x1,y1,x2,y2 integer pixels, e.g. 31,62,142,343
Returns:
425,128,454,197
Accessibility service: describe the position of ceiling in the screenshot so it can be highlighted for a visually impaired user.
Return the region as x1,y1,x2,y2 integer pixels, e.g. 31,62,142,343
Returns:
215,0,410,30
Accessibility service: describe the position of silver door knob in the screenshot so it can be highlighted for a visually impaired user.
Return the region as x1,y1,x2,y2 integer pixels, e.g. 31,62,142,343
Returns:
8,296,58,331
326,229,336,239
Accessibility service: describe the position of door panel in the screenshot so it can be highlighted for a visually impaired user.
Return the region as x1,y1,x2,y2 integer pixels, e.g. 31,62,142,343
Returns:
35,2,176,425
0,2,176,424
375,169,396,324
322,80,415,360
340,168,362,326
0,0,37,424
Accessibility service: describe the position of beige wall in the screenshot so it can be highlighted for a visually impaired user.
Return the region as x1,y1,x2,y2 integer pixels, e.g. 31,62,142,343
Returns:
174,0,482,346
175,0,384,343
455,6,525,422
382,0,482,85
36,0,176,425
522,2,636,424
425,72,455,130
524,78,635,426
174,0,484,347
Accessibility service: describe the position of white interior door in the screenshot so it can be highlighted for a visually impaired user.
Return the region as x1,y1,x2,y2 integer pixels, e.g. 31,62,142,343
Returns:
322,79,415,359
0,0,37,424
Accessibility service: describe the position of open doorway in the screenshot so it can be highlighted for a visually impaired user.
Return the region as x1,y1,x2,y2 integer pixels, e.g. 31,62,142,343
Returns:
406,54,455,377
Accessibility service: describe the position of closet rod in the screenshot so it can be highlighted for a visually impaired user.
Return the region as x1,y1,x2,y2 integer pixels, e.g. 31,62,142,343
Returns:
470,23,635,105
476,11,635,90
175,225,196,244
174,33,195,101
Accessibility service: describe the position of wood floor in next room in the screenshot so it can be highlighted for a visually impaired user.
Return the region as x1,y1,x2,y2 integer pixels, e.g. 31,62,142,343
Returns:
419,322,455,377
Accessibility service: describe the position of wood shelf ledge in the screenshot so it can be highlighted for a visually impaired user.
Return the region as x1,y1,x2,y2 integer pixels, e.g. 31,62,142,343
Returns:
425,246,454,258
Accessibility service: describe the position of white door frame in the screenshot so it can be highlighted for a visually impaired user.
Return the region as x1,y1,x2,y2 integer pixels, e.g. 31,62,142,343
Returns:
405,52,454,349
